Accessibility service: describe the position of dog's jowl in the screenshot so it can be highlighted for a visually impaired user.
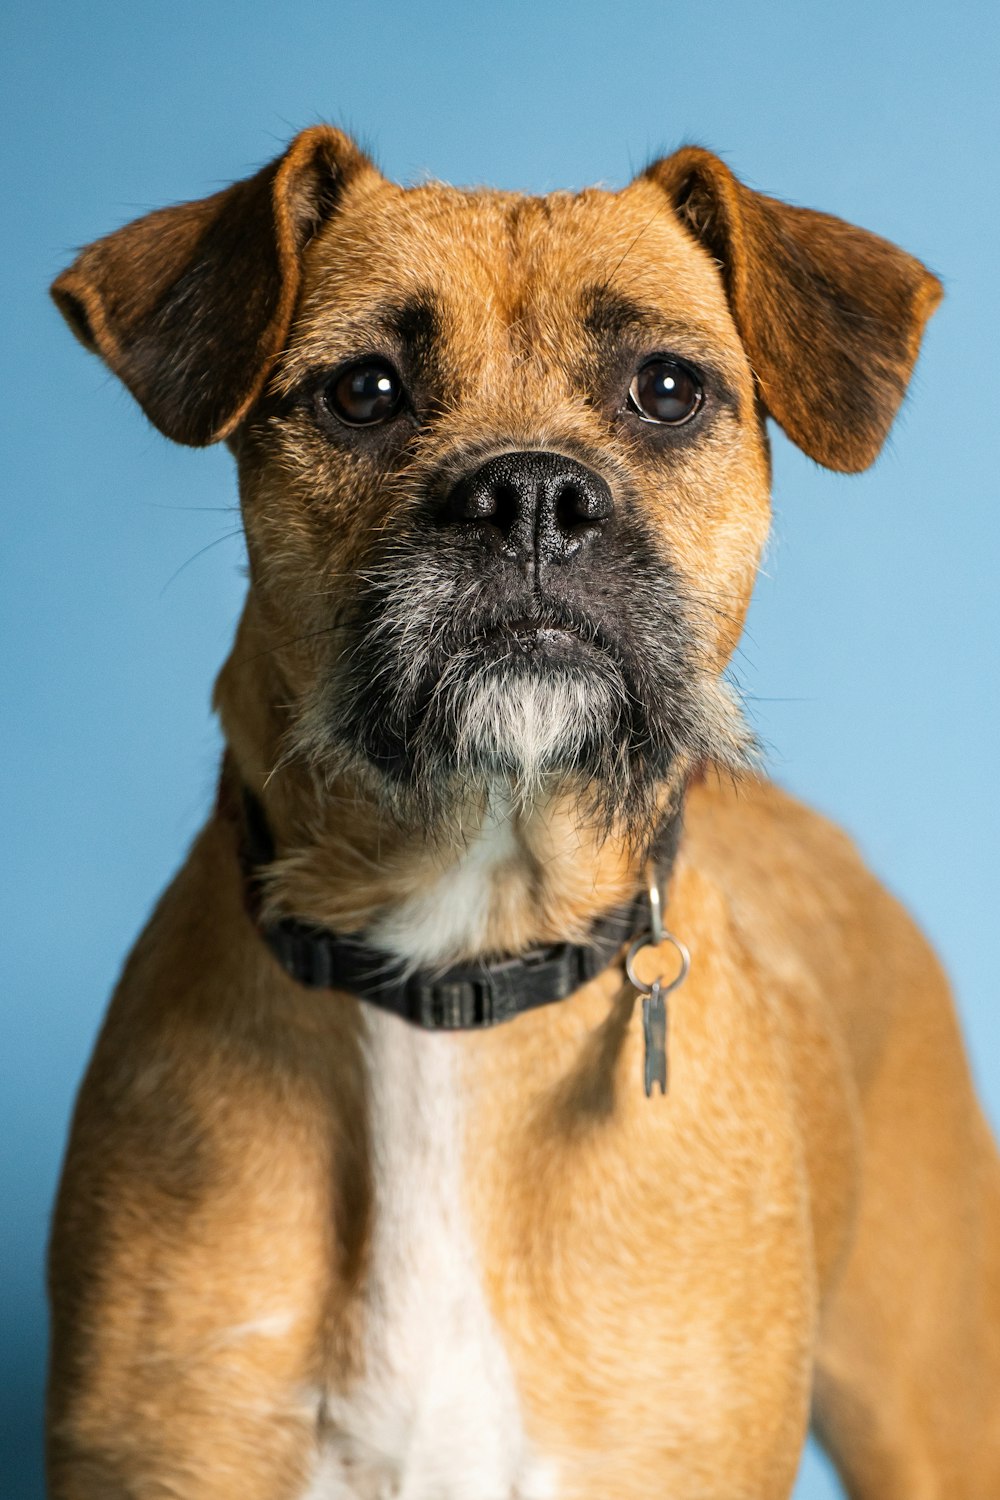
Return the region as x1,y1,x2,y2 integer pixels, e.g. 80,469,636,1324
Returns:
48,128,1000,1499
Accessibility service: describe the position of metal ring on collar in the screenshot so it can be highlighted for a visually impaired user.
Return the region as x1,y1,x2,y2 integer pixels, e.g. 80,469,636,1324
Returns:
625,929,691,997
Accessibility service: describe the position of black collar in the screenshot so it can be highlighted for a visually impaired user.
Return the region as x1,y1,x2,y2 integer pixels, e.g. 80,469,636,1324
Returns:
236,783,683,1032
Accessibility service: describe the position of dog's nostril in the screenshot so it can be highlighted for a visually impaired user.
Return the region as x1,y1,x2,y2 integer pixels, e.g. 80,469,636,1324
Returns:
449,476,524,528
450,480,495,522
554,479,612,531
493,480,519,532
556,482,584,532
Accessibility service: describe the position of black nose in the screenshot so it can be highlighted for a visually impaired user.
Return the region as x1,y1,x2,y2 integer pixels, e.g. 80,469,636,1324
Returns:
446,450,614,566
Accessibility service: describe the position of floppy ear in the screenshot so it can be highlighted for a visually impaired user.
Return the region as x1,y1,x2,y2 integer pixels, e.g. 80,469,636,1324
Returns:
51,126,371,446
645,148,942,472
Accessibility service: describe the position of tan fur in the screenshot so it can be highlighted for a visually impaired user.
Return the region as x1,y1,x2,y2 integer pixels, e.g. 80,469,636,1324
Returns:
48,131,999,1498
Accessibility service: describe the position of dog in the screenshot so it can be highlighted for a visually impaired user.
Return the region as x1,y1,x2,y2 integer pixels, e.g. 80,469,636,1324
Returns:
47,126,1000,1499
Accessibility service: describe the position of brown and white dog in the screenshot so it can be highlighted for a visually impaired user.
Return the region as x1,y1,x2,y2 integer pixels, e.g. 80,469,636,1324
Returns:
48,128,1000,1499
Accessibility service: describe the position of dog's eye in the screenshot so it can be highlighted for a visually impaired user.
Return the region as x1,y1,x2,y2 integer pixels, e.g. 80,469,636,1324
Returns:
322,359,405,427
627,359,703,425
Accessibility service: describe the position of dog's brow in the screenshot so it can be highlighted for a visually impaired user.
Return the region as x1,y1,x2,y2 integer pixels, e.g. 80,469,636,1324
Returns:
581,285,721,351
304,293,442,358
326,292,442,387
383,294,441,360
267,290,445,402
581,284,743,417
582,286,659,342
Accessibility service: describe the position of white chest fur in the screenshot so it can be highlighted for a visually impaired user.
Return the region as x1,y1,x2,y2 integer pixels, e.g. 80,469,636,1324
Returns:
366,795,524,968
306,1010,554,1500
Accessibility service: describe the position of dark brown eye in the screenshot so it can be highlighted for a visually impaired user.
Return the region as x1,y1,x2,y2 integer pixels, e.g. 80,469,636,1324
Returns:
628,359,703,425
323,359,404,426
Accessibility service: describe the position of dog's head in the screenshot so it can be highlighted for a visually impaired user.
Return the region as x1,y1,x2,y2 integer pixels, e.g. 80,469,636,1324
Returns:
53,128,940,838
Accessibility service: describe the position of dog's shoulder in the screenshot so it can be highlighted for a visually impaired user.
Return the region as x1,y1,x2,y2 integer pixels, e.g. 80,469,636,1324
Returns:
684,771,869,895
683,772,939,1024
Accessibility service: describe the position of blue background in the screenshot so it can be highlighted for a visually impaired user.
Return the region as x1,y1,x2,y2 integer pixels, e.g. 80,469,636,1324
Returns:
3,4,997,1495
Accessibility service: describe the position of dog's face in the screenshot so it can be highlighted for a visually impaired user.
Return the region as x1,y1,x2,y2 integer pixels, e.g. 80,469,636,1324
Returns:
240,172,770,826
53,129,940,836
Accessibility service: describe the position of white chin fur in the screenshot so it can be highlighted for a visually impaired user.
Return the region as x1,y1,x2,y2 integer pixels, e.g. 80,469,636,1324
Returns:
453,669,615,789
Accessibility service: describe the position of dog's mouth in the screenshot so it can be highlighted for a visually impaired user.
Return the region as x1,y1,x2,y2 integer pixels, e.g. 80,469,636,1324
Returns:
454,605,608,662
483,615,571,644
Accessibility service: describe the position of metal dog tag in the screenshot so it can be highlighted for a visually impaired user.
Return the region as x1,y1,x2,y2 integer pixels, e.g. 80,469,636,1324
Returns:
642,979,668,1097
626,871,690,1100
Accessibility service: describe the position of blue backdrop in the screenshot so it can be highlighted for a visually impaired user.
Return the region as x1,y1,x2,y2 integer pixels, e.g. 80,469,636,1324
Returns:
3,4,997,1495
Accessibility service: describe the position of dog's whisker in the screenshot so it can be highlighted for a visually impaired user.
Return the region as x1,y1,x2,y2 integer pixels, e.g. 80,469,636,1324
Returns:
159,529,245,596
230,623,352,670
146,502,242,513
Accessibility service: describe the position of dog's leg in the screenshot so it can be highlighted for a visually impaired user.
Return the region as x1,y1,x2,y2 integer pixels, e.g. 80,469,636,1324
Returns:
812,938,1000,1497
47,1125,333,1500
46,1091,339,1500
45,822,362,1500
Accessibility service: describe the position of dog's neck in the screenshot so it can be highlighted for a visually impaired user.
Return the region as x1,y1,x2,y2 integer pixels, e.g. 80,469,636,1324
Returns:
215,602,683,967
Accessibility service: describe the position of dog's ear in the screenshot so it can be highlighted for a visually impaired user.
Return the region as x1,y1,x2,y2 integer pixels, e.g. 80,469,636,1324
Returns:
51,126,372,446
644,148,942,472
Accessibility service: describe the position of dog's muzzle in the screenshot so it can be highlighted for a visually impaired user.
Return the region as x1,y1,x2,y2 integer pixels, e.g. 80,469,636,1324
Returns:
321,445,751,825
